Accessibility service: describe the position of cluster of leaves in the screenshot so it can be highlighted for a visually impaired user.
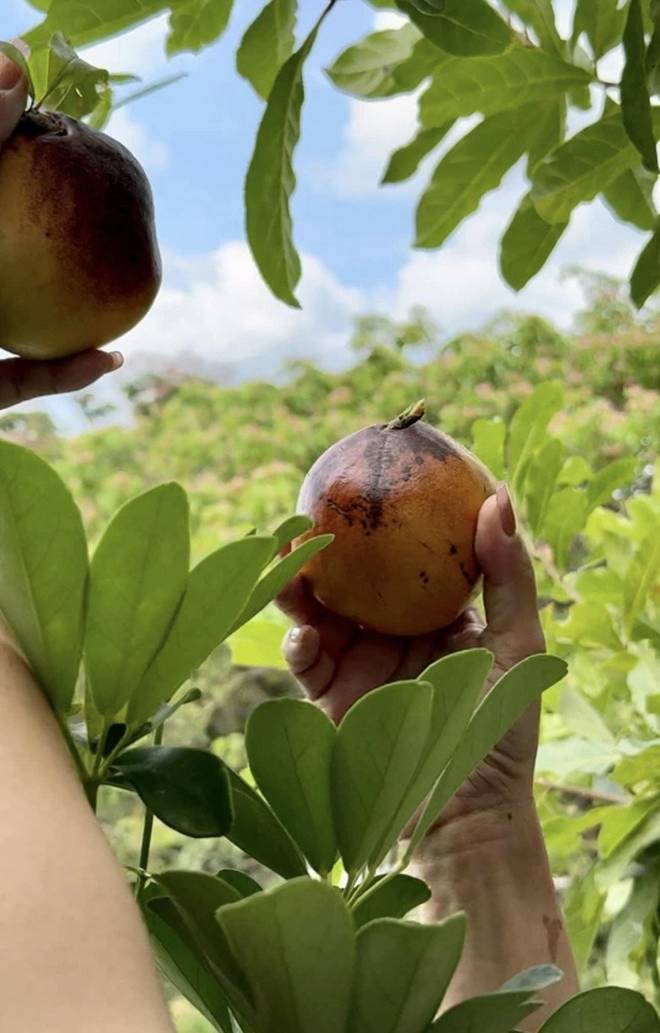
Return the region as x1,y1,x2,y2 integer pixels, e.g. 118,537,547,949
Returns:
11,0,660,308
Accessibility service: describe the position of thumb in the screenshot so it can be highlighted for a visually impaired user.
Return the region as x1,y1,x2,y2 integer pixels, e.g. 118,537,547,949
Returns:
475,485,545,657
0,50,28,147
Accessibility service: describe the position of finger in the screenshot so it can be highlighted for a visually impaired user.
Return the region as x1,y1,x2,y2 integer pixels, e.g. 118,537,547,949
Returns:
475,487,545,655
0,51,28,147
276,575,355,656
0,350,123,409
322,631,402,724
390,633,437,681
282,625,336,700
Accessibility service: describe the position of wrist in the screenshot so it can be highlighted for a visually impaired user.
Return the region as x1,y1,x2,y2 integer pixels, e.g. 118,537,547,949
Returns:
415,797,542,865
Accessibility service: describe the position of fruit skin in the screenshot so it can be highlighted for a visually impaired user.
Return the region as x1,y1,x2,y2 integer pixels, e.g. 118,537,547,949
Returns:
0,110,161,360
295,405,497,637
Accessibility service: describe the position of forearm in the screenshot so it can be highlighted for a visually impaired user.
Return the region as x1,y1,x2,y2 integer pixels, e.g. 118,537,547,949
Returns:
0,643,174,1033
411,804,579,1029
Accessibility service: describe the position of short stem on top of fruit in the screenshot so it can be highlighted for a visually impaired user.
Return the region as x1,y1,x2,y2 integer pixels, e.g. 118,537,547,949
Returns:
386,399,426,431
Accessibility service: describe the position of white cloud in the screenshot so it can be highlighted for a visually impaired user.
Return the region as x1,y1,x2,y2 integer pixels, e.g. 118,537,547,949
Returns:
116,241,363,380
374,11,408,30
329,94,420,198
82,15,171,79
104,107,170,171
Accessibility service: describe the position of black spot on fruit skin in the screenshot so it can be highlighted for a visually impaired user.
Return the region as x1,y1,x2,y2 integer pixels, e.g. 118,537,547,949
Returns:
419,570,429,585
449,544,458,556
459,560,477,588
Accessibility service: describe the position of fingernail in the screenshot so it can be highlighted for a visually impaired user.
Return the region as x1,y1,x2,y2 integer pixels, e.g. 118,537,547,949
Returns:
0,55,22,92
496,483,517,537
109,351,124,370
287,626,304,646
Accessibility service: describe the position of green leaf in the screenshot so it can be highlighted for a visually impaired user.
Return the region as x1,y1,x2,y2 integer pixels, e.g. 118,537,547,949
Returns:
166,0,233,56
26,0,171,48
0,42,35,97
542,487,589,568
382,123,451,184
112,72,188,112
113,746,232,838
271,514,312,552
397,0,512,56
431,990,542,1032
155,871,254,1024
587,458,637,510
539,988,660,1032
471,417,506,479
525,437,565,535
228,610,288,669
500,193,568,291
531,110,639,224
86,484,189,719
231,534,333,633
631,220,660,308
571,0,628,59
407,655,567,854
236,0,297,100
36,32,110,117
215,870,262,898
603,166,658,231
416,106,534,248
0,441,87,713
127,536,275,727
217,880,355,1033
326,24,421,98
144,899,233,1033
369,650,493,866
558,456,593,486
332,680,433,874
606,870,660,988
419,47,590,128
599,798,660,858
348,914,466,1033
221,763,307,879
623,536,660,635
527,97,566,173
352,874,431,929
501,965,563,991
245,6,332,307
500,0,563,54
507,381,564,490
563,869,606,974
621,0,659,172
245,699,337,875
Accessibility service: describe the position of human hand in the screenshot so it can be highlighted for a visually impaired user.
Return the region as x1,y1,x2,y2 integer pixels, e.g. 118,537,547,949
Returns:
277,485,545,826
0,51,123,406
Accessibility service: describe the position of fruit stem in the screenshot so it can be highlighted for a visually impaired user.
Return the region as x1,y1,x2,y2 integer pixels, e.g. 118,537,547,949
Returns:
386,398,426,431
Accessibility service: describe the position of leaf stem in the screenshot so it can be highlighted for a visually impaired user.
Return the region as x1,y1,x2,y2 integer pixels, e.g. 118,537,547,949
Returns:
536,778,630,805
134,723,164,899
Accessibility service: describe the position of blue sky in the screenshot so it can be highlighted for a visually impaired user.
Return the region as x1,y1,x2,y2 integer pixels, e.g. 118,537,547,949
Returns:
3,0,649,413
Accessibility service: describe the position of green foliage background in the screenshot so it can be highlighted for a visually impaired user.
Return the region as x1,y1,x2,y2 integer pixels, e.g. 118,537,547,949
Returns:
3,273,659,1028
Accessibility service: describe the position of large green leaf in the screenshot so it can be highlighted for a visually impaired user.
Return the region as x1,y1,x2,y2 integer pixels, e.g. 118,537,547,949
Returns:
500,0,563,54
431,990,541,1031
155,870,254,1024
127,536,275,726
221,763,307,879
217,880,355,1033
416,106,534,248
406,655,567,855
33,32,110,117
86,483,189,719
630,220,660,308
167,0,234,56
571,0,628,59
332,680,433,874
382,123,451,184
623,535,660,635
245,5,331,307
471,417,506,480
230,534,333,633
348,914,466,1033
419,48,589,128
525,437,565,535
144,898,233,1033
621,0,659,173
500,193,568,291
587,458,637,510
397,0,512,56
236,0,297,100
326,24,421,98
113,746,233,838
539,988,660,1032
0,441,87,713
602,167,657,231
543,487,589,568
352,874,431,930
527,97,566,173
245,699,337,875
26,0,170,47
531,110,639,224
368,650,493,866
507,381,564,490
606,870,659,987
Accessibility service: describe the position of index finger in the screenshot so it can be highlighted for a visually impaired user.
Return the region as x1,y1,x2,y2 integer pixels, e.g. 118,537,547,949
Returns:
0,350,123,409
0,51,28,146
276,575,356,657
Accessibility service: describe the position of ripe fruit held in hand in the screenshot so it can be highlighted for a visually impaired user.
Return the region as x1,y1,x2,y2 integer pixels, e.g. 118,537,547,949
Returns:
0,111,161,360
296,401,497,637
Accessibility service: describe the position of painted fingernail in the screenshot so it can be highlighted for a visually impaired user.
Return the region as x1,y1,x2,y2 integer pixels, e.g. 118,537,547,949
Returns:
0,55,22,92
287,626,304,646
496,483,517,537
109,351,124,370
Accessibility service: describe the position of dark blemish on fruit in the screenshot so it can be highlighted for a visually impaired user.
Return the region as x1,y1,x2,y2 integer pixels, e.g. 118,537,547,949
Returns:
507,812,512,821
449,544,458,555
419,570,430,585
401,422,458,464
415,455,424,466
459,561,477,587
326,498,354,526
